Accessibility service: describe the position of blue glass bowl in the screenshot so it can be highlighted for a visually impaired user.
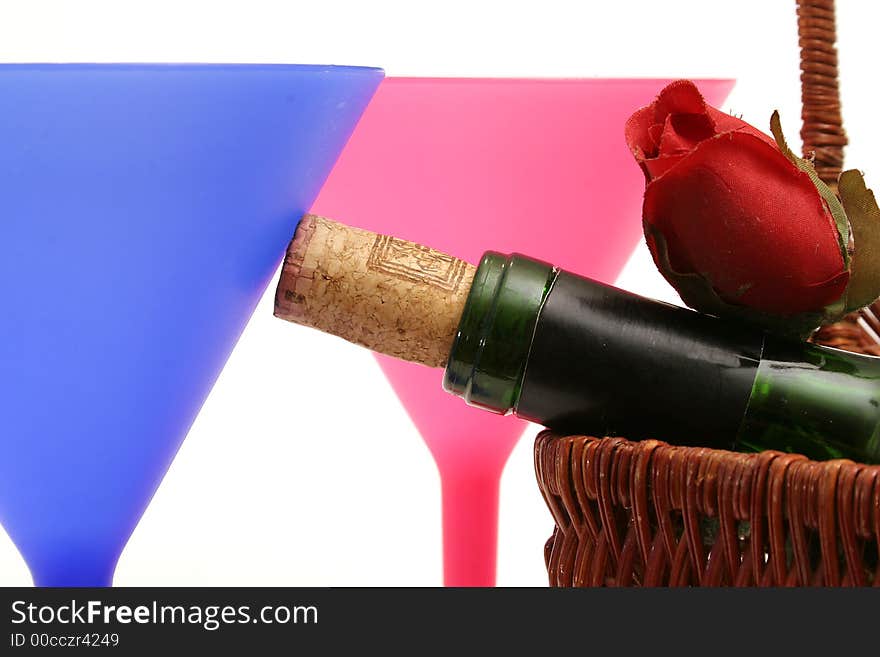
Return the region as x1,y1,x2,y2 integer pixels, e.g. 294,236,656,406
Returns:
0,63,383,585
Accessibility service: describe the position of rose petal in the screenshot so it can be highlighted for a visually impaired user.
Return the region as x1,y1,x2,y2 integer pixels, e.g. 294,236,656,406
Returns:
643,132,848,315
643,152,688,180
625,79,779,183
624,104,660,163
706,106,777,148
658,113,715,156
648,123,664,151
652,80,710,121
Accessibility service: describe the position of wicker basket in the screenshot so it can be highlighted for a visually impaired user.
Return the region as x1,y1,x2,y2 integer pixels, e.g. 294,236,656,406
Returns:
535,370,880,586
534,0,880,587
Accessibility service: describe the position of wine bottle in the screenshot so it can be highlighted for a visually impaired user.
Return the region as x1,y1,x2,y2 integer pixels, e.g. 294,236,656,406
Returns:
443,252,880,463
275,215,880,464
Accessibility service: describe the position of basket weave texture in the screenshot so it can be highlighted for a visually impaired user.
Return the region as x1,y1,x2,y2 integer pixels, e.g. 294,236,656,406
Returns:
536,434,880,586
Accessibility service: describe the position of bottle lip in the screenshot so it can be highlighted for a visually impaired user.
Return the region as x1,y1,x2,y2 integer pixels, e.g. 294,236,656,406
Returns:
443,252,506,404
443,251,556,413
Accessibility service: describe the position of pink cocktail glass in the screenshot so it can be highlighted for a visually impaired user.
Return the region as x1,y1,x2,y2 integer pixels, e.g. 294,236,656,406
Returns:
312,77,734,586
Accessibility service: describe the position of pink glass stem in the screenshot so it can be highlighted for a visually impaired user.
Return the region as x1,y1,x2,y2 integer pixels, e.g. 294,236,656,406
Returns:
440,469,501,587
374,357,526,587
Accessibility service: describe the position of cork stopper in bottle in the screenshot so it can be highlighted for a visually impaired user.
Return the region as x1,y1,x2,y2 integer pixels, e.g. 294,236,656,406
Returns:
273,215,476,368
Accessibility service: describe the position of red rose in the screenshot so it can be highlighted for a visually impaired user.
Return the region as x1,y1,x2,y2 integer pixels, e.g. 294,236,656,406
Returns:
625,80,880,335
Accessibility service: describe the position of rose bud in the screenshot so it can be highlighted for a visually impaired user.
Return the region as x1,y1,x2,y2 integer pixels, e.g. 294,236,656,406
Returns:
625,79,880,337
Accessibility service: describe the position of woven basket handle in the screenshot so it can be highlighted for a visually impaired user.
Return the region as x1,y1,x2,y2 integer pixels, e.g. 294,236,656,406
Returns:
797,0,847,191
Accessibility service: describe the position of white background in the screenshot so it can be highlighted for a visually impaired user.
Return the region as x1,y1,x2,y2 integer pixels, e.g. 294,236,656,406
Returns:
0,0,877,586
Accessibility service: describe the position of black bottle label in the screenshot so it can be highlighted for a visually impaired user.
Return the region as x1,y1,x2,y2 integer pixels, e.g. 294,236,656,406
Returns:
515,272,764,447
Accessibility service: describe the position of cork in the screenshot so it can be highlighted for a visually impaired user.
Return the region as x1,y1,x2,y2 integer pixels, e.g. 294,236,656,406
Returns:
274,214,476,368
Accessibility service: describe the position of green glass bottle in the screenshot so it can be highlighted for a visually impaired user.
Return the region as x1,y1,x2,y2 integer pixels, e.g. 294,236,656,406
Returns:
443,252,880,464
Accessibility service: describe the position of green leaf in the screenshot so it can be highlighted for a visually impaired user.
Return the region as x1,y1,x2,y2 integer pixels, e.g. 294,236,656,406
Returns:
838,169,880,311
769,111,851,268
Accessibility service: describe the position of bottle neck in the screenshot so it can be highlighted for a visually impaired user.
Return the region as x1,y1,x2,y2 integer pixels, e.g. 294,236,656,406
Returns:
443,253,556,413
